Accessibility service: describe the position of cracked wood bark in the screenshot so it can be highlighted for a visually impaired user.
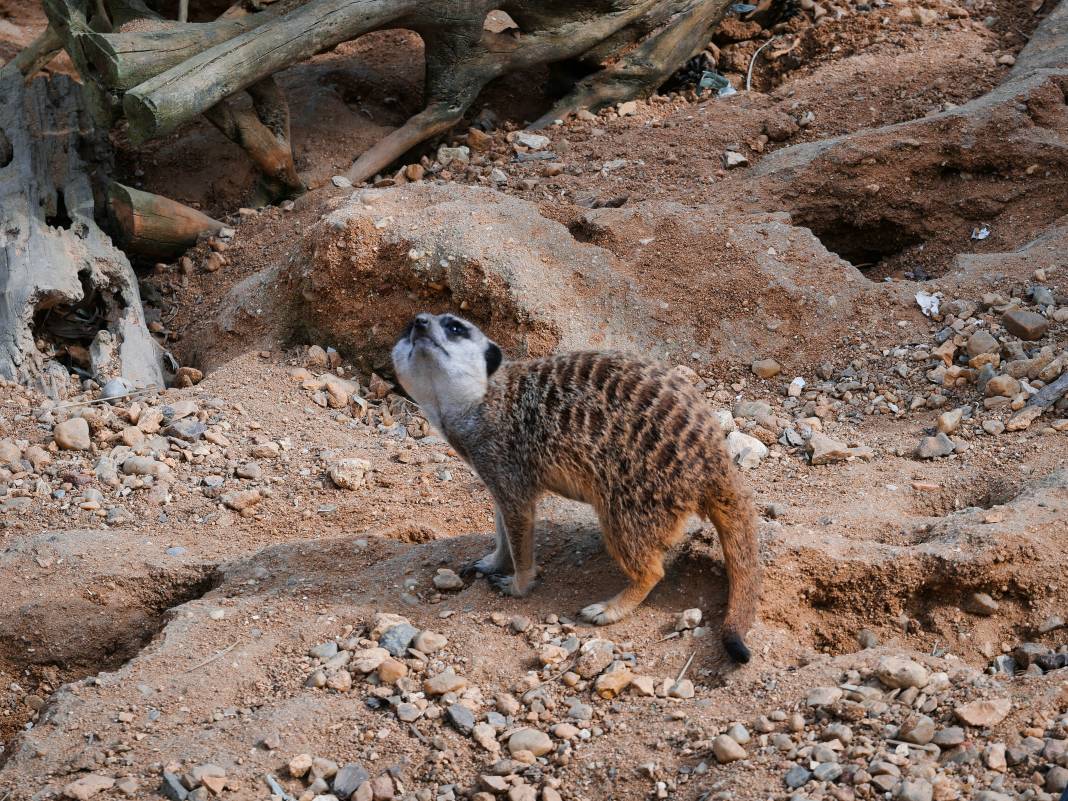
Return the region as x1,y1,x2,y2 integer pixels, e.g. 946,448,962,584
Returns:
0,67,164,397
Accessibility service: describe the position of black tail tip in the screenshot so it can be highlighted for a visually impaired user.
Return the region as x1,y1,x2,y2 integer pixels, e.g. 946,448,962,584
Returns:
723,633,751,664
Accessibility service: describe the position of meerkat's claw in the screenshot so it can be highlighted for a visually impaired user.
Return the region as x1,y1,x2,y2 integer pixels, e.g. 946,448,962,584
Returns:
460,554,508,579
488,573,534,598
579,601,626,626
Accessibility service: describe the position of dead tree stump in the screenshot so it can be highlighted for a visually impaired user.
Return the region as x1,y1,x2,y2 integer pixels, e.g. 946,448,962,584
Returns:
0,67,166,397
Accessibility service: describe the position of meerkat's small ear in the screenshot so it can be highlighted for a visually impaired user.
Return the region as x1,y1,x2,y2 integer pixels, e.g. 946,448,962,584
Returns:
484,342,503,376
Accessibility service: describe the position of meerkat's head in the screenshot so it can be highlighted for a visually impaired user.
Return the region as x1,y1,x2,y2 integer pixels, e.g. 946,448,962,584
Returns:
391,312,503,430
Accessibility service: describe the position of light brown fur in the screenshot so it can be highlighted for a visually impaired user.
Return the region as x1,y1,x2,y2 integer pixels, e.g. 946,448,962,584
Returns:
392,313,762,662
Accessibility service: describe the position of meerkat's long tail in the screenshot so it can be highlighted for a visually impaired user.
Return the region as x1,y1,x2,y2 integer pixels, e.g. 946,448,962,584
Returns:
703,470,762,664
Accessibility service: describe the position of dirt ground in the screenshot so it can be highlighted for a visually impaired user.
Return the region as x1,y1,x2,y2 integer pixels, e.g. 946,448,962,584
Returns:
1,0,1067,799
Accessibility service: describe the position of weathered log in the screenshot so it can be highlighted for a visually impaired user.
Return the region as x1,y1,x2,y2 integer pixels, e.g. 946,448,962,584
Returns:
107,182,224,260
123,0,423,143
0,67,165,397
79,9,284,92
204,76,305,198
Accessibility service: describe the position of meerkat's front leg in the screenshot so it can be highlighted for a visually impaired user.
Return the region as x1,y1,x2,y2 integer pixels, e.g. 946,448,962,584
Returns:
487,500,537,598
462,507,514,578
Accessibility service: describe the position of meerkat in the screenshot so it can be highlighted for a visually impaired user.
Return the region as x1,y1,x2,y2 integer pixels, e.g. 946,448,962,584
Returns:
391,312,761,663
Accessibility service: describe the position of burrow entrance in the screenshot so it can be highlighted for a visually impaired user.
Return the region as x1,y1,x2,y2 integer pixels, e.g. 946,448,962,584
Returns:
0,565,219,767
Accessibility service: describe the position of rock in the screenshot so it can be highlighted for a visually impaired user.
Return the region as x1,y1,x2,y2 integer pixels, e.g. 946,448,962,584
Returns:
763,112,800,142
311,757,339,780
163,418,206,441
350,647,390,673
334,764,370,798
508,728,553,757
54,417,91,450
966,592,999,616
424,669,468,695
896,779,933,801
413,630,447,653
160,772,189,801
676,608,702,630
726,431,768,469
933,726,965,746
937,408,964,433
898,714,936,745
916,433,956,459
1002,308,1048,340
376,658,407,684
985,374,1020,397
289,754,314,778
236,462,262,480
310,641,339,660
954,697,1011,727
509,615,531,633
553,723,580,740
807,687,843,706
63,775,116,800
723,150,748,169
100,377,134,400
669,679,695,699
1012,642,1051,667
332,175,353,188
875,656,929,689
507,785,536,801
433,568,464,591
115,777,139,796
539,644,569,665
751,358,782,378
0,439,21,469
630,675,656,696
985,742,1007,771
447,703,477,733
437,145,470,166
514,132,550,151
396,703,422,722
329,458,371,489
326,669,352,691
542,789,563,801
378,623,419,656
370,774,394,800
807,433,872,464
713,734,747,763
575,638,615,678
966,330,999,356
221,489,261,512
982,419,1006,435
1046,766,1068,792
594,667,633,698
122,456,170,479
785,764,812,789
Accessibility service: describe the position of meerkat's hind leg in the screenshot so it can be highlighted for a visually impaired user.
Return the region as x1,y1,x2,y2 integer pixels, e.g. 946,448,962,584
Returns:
486,498,537,598
579,511,681,625
579,552,665,625
460,507,513,578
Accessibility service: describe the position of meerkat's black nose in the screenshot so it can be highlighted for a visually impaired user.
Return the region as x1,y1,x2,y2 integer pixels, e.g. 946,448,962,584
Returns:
413,314,430,330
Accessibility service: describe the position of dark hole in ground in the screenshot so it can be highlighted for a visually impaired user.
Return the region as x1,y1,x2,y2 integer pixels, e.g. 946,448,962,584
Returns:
44,188,73,230
0,565,220,767
800,215,924,273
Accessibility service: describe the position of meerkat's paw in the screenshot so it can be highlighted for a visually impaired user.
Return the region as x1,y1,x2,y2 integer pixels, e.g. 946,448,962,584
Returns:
488,572,534,598
460,553,509,579
579,601,627,626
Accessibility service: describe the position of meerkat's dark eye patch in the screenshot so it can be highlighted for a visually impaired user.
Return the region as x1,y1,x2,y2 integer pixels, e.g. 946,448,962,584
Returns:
443,317,469,338
485,342,503,376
